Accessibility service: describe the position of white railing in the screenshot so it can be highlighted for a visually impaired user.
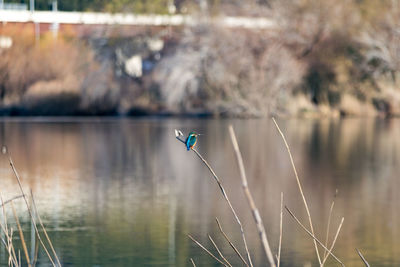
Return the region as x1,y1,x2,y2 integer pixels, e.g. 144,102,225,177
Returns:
0,10,276,29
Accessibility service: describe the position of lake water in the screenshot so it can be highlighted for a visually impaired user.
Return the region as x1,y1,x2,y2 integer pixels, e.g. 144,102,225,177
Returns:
0,118,399,266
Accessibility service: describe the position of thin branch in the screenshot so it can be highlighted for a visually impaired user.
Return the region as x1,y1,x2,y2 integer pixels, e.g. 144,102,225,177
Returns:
8,156,56,267
208,235,233,267
229,125,276,267
323,190,338,261
216,218,249,267
176,132,253,267
11,201,31,267
30,190,61,266
285,206,344,266
322,217,344,265
272,118,322,264
277,192,283,267
0,195,24,208
190,258,196,267
188,234,229,267
356,249,370,267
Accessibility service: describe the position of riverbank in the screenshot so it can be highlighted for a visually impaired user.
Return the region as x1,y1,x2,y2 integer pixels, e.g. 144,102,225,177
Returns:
0,2,399,118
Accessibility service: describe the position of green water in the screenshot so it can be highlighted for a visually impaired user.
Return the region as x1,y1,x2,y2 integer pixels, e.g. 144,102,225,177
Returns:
0,118,399,266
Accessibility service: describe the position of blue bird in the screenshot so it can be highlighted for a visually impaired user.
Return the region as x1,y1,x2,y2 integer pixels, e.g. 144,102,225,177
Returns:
185,132,201,151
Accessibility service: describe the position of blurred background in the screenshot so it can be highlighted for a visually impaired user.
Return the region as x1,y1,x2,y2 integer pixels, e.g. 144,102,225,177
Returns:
0,1,400,266
0,0,399,117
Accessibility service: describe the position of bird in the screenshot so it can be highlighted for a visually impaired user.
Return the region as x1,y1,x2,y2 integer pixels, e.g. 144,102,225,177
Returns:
185,132,201,151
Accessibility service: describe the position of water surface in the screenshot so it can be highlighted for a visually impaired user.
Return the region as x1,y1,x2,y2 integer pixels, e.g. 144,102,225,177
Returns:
0,118,399,266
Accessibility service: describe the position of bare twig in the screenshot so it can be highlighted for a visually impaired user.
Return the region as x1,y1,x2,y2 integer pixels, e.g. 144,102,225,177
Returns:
11,201,31,267
272,118,322,264
323,190,338,261
216,218,249,267
229,125,276,267
30,190,61,266
277,192,283,267
208,235,232,267
322,217,344,265
285,206,344,266
188,235,229,267
356,249,370,267
176,132,253,267
190,258,196,267
8,156,56,267
0,195,24,208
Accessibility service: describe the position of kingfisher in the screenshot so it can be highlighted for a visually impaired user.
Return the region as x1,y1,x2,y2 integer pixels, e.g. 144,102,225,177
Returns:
185,132,201,151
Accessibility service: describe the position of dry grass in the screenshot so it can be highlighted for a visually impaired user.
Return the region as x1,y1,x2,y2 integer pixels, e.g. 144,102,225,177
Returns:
0,24,117,115
0,149,61,267
175,118,371,266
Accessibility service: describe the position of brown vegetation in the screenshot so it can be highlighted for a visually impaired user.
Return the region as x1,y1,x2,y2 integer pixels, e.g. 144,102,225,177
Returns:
0,150,61,266
175,121,371,266
0,24,117,115
0,1,400,117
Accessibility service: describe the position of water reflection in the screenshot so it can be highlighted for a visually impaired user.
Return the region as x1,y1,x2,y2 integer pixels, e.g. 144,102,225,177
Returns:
0,118,399,266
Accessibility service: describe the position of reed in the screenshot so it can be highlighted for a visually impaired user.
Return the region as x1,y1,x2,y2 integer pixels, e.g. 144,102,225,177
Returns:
356,249,370,267
208,235,233,267
176,122,372,266
229,125,276,267
175,131,253,267
276,192,283,267
188,234,229,267
272,118,322,264
0,149,61,267
323,190,338,261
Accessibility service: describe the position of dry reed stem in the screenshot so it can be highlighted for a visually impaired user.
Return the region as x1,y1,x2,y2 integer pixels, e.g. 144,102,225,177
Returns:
0,236,18,267
208,235,233,267
323,190,338,262
8,228,13,267
272,118,322,264
9,229,19,267
188,234,229,267
10,201,31,267
190,258,196,267
277,192,283,267
0,195,18,267
322,217,344,265
1,194,9,243
8,156,56,267
0,195,24,208
356,249,370,267
33,235,39,267
30,190,61,266
175,132,253,267
10,229,19,267
285,206,344,266
215,218,249,267
229,125,276,267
